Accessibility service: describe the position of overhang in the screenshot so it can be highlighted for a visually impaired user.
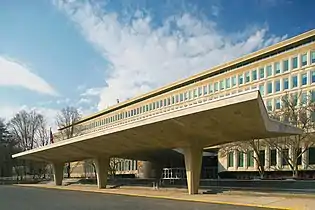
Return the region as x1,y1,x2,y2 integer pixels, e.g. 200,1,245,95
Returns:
12,90,302,163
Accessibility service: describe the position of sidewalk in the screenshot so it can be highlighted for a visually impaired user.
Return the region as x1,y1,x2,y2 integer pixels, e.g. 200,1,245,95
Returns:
16,183,314,210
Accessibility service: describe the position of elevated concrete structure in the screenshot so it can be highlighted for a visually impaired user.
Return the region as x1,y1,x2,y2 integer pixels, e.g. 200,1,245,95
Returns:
12,91,301,194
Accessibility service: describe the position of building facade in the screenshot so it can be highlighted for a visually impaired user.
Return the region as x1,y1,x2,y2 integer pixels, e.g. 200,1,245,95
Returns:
55,29,315,179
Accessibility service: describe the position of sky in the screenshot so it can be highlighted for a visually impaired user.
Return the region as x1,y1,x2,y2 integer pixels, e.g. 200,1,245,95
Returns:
0,0,314,130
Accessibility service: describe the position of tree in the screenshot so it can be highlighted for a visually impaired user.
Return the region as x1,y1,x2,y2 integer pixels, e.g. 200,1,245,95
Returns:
56,106,82,178
220,139,266,179
8,110,50,179
267,91,315,178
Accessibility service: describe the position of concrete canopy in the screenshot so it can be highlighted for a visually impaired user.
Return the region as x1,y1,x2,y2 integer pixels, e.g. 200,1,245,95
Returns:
12,90,302,163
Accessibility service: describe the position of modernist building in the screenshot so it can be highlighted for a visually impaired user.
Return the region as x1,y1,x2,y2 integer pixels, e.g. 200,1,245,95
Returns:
49,29,315,180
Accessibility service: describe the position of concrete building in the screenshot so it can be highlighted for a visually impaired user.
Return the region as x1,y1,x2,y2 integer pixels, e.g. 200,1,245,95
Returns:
12,29,315,194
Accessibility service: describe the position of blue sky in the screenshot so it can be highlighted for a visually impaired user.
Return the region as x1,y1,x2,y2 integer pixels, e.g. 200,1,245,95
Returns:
0,0,314,128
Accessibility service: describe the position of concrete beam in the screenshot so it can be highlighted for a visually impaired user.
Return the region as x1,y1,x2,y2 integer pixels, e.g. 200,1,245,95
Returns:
95,157,110,189
183,146,202,195
52,162,64,186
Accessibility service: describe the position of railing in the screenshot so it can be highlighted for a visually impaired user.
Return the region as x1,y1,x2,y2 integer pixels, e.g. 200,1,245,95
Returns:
79,88,259,136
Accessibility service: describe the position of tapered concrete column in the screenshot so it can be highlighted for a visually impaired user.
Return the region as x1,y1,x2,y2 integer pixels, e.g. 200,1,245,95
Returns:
95,157,110,189
52,162,64,186
183,146,203,195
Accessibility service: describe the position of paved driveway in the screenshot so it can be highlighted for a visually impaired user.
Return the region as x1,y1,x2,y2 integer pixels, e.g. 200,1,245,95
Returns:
0,185,269,210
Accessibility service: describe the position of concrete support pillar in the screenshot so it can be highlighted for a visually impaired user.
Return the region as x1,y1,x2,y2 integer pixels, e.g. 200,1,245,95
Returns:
139,161,153,179
234,149,238,170
183,146,202,195
95,157,110,189
265,146,270,169
52,162,64,186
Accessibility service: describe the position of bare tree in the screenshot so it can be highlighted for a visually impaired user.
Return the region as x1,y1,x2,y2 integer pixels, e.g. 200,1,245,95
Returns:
267,91,315,178
56,106,82,178
220,139,266,179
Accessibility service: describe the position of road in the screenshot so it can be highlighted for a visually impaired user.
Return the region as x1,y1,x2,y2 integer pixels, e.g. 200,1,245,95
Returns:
0,185,269,210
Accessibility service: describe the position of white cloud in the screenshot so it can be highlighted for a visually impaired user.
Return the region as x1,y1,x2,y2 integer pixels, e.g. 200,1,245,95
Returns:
56,97,71,105
77,98,91,105
55,0,287,110
0,56,58,96
81,87,103,96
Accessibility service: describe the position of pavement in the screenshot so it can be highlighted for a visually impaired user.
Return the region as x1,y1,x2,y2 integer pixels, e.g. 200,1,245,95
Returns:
11,183,315,210
0,185,267,210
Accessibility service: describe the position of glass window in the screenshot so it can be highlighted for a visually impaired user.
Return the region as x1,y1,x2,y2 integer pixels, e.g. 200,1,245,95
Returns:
214,82,218,92
245,72,250,83
301,53,307,66
283,78,289,90
259,84,264,96
275,98,281,109
266,99,272,111
266,65,272,77
247,151,254,167
275,80,280,92
292,75,298,88
311,51,315,64
311,90,315,102
238,74,244,85
193,89,198,97
220,80,225,90
274,62,280,74
259,67,265,79
282,149,289,166
228,152,234,167
198,87,202,96
283,60,289,72
292,56,298,69
252,70,257,81
231,76,237,87
180,94,184,102
203,85,208,95
238,152,244,167
270,149,277,166
267,82,273,94
301,92,307,105
312,71,315,83
301,73,307,86
175,95,179,103
171,96,175,104
209,84,213,93
226,78,231,88
259,150,265,167
291,93,298,106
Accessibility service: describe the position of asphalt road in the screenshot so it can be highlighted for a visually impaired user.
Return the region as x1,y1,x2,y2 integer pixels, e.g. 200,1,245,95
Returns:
0,185,269,210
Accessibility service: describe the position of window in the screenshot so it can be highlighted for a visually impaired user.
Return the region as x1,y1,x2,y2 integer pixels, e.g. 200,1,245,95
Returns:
311,51,315,64
270,149,277,166
274,62,280,74
266,99,272,111
292,75,298,88
180,94,184,102
301,92,307,105
193,89,198,97
259,150,265,167
301,53,307,66
220,80,225,90
292,56,298,69
238,152,244,167
282,149,289,166
238,74,244,85
203,85,208,95
312,71,315,83
175,95,179,103
198,87,202,96
228,152,234,167
297,148,302,166
259,84,264,96
209,84,213,94
252,70,257,81
301,73,307,86
309,148,315,164
311,90,315,102
291,93,298,106
247,151,254,167
283,78,289,90
259,68,265,79
267,82,273,94
231,76,237,87
266,65,272,77
245,72,250,83
214,82,219,92
275,98,281,109
283,60,289,72
275,80,280,92
226,78,231,88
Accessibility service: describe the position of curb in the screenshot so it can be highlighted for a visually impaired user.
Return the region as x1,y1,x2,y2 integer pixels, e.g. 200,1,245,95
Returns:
14,184,293,210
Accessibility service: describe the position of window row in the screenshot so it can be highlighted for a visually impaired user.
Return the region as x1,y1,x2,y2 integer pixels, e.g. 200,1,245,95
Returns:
116,160,138,171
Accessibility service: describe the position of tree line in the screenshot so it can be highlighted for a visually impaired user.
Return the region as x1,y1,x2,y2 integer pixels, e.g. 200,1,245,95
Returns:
220,91,315,179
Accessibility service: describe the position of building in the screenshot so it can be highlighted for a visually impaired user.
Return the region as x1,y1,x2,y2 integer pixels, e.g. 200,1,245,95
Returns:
51,29,315,180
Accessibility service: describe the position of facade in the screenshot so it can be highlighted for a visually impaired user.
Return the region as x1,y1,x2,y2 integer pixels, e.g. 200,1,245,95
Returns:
54,29,315,179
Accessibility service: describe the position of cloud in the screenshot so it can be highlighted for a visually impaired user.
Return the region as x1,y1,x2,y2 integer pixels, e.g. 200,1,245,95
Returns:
55,0,287,110
77,98,91,105
81,87,103,97
56,97,71,105
0,56,58,96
